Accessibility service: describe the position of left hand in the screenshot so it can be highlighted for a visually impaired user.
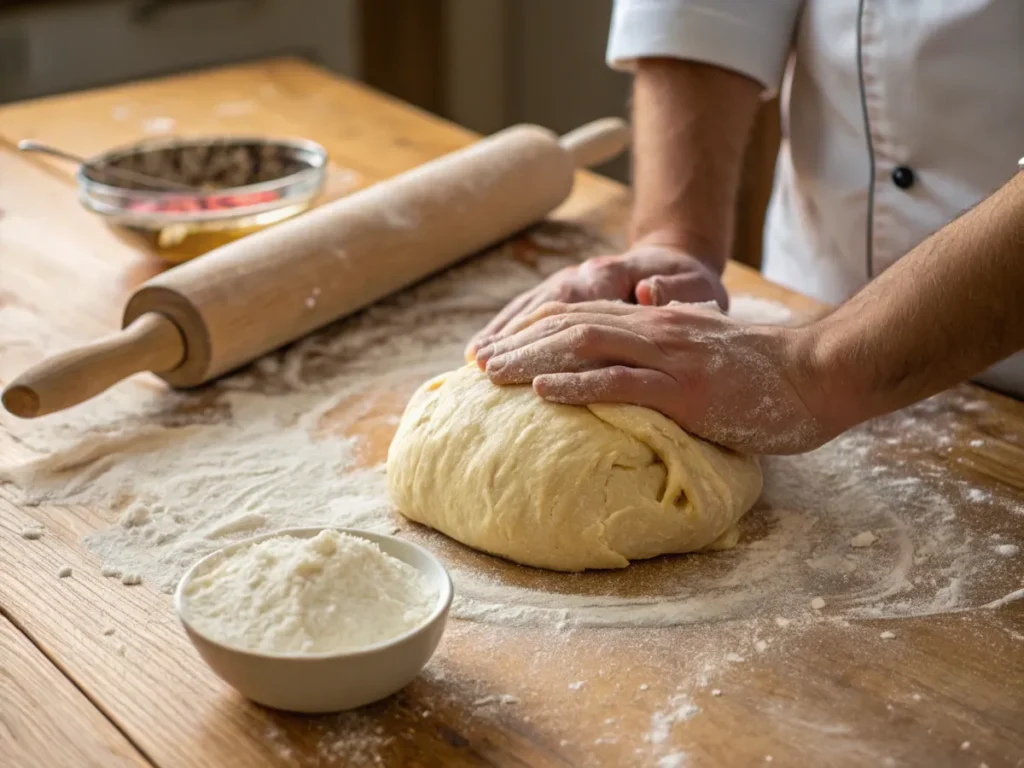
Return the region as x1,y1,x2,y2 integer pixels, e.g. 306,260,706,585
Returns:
465,245,727,360
473,300,834,454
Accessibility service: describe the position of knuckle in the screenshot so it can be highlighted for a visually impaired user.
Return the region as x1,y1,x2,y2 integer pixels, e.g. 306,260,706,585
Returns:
537,299,569,316
649,307,678,327
603,366,633,390
554,315,577,333
568,324,599,351
553,281,582,302
583,255,623,275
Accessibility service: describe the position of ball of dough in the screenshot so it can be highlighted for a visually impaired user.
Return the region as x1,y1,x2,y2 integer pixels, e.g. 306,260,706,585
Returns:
387,365,762,571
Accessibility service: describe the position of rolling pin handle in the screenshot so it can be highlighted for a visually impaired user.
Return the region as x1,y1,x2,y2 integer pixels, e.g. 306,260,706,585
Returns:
1,313,186,418
559,117,631,169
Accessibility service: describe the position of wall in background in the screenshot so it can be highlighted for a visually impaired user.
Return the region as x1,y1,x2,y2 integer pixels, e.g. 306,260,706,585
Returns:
0,0,358,104
445,0,630,181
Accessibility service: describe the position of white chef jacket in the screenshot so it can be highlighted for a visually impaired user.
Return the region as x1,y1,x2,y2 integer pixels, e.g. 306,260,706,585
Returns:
607,0,1024,398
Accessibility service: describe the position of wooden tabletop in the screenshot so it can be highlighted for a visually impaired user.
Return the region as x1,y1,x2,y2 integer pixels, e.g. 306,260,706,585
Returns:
1,58,1022,768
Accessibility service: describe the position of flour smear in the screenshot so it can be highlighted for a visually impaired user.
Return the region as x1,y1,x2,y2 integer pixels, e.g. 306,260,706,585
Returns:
2,222,1022,632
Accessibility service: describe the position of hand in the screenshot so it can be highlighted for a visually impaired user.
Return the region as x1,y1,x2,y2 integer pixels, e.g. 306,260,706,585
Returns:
474,300,836,455
465,245,727,359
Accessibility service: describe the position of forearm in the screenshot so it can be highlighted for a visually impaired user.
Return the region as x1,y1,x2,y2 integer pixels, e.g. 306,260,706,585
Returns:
801,170,1024,433
630,58,762,273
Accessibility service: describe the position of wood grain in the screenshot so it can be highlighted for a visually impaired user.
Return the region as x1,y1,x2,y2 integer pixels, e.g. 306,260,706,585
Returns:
0,613,151,768
0,59,1022,768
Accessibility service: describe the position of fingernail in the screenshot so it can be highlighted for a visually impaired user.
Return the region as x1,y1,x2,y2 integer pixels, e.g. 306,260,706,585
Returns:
487,355,506,372
646,278,659,304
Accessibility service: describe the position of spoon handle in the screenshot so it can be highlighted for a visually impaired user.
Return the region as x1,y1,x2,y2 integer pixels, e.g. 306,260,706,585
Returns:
17,139,195,191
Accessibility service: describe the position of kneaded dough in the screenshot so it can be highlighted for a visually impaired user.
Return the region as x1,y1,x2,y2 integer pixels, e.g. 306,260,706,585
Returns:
387,365,762,571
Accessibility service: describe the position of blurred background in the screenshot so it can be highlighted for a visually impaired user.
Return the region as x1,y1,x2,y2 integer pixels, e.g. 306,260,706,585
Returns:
0,0,778,267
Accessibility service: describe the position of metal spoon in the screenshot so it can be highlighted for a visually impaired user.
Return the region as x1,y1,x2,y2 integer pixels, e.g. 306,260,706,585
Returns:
17,139,196,192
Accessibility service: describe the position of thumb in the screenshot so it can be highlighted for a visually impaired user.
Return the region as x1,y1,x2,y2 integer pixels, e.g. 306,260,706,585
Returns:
637,274,728,310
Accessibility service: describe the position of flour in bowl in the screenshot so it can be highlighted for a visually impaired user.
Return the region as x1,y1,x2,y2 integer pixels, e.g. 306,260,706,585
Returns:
181,530,438,654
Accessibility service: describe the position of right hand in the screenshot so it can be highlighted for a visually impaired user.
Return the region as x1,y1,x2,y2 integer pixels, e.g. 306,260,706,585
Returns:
465,245,728,359
474,299,832,455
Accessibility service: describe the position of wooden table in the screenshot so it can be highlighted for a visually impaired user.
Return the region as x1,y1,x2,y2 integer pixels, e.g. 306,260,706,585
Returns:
1,58,1022,768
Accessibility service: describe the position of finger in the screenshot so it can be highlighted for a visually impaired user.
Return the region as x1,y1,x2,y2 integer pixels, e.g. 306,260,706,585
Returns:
478,310,642,367
465,292,535,361
477,292,534,343
637,274,729,310
499,298,640,339
533,366,687,422
486,326,663,385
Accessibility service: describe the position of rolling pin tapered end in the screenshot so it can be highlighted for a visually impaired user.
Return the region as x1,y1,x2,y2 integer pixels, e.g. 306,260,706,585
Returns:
559,118,631,169
1,313,186,419
1,385,41,419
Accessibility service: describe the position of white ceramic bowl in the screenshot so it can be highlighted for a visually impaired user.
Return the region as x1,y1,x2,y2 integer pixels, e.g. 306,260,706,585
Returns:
174,527,453,713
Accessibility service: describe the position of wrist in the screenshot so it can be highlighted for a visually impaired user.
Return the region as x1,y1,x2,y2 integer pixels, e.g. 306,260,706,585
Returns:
785,322,874,440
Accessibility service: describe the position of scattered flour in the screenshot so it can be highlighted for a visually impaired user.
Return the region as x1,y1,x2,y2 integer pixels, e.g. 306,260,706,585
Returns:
1,222,1021,643
966,488,990,503
472,694,519,707
141,116,176,135
994,544,1019,557
14,222,1008,768
811,597,826,611
728,295,797,326
656,754,689,768
181,530,437,653
879,631,896,640
647,694,700,745
983,588,1024,610
850,531,879,548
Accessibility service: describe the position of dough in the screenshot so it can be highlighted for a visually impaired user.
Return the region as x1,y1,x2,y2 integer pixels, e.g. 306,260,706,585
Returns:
387,365,762,571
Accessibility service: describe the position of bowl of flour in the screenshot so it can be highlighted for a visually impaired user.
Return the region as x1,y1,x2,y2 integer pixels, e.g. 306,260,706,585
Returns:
174,527,452,713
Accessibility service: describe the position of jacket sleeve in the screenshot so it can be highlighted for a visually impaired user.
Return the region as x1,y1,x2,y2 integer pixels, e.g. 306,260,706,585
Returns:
607,0,804,96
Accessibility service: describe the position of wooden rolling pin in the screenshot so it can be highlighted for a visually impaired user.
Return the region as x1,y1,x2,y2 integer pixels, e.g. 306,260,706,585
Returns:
2,118,630,418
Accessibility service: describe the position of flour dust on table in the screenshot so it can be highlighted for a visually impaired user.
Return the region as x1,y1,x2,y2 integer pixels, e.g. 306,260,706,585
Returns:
2,222,1021,630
